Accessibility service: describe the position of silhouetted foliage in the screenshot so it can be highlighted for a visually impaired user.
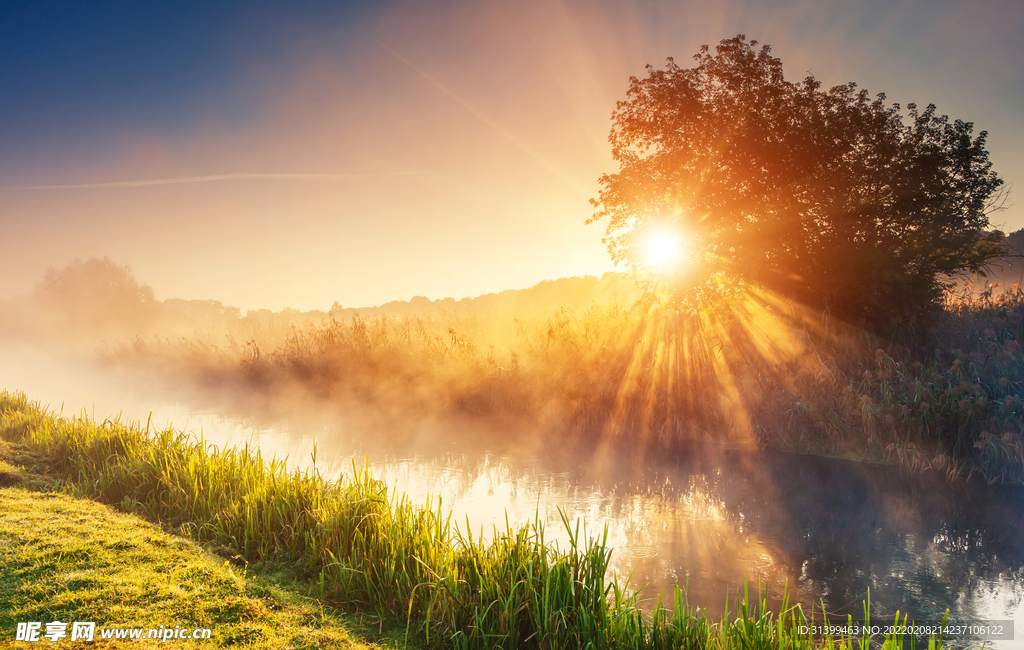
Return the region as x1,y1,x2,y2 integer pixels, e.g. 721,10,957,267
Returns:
162,298,241,323
590,35,1007,329
33,257,156,338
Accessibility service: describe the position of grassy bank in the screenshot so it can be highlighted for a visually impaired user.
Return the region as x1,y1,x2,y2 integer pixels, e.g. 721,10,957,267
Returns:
0,486,403,649
1,391,954,649
107,287,1024,484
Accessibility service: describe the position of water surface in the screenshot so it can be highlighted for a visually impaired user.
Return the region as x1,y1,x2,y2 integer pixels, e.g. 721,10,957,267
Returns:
4,345,1022,648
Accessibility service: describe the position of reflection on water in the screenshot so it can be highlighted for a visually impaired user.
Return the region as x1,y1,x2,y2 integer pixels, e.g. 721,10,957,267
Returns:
3,346,1023,648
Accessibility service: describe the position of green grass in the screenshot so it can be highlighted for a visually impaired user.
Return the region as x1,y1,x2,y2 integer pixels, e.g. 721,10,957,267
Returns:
1,390,959,649
0,489,407,648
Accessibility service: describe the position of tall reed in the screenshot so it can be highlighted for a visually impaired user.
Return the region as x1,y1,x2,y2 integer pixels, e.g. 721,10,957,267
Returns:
106,286,1024,484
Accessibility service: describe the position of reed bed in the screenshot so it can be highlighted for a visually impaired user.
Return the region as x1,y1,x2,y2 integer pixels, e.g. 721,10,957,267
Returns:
1,390,952,650
106,285,1024,485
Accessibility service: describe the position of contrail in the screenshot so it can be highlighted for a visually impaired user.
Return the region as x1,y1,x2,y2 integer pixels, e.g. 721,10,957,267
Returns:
361,29,592,198
27,172,424,189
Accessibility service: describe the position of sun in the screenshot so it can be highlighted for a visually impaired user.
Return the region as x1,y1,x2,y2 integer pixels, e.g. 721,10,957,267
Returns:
641,229,687,271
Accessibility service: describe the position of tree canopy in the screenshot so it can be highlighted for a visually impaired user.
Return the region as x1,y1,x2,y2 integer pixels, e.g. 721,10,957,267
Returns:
589,35,1006,327
33,256,156,338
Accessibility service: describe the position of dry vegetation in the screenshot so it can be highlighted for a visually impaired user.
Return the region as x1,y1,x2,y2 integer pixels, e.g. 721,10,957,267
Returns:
102,283,1024,485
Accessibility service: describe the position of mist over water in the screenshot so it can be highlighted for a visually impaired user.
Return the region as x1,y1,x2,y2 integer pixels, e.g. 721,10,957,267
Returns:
2,1,1023,646
3,343,1023,648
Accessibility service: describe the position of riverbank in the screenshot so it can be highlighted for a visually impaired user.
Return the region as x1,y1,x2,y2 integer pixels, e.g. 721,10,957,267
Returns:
1,389,958,649
102,288,1024,486
0,487,408,649
0,432,414,649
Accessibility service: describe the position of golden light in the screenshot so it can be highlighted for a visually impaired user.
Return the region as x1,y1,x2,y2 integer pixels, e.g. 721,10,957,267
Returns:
641,229,687,271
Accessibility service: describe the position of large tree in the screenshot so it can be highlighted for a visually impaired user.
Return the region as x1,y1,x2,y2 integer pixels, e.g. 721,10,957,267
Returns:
589,35,1006,327
33,256,156,338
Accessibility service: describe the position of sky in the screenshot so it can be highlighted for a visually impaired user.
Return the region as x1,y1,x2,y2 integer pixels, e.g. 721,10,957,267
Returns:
1,0,1022,312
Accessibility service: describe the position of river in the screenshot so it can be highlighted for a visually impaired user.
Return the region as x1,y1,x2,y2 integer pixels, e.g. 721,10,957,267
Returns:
3,343,1022,648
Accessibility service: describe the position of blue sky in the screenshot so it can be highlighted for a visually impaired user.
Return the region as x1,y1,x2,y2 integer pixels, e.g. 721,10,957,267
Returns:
2,0,1021,310
1,1,375,174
